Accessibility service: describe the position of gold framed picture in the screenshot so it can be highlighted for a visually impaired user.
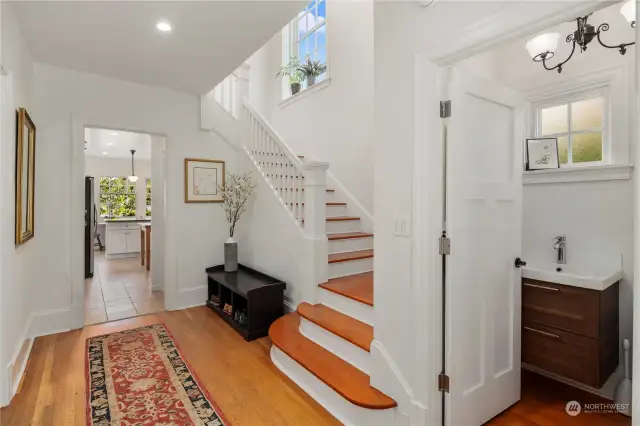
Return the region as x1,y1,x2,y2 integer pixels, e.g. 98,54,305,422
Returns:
184,158,225,203
15,107,36,245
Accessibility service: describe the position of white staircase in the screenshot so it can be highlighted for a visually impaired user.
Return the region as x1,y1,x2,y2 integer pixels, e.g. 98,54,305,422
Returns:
203,69,400,426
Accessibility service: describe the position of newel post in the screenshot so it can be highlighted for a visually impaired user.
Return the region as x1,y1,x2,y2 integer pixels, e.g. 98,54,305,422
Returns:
303,161,330,302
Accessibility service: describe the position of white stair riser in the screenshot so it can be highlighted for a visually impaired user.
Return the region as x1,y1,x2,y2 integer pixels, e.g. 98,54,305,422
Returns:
326,205,348,217
329,257,373,279
299,318,372,375
271,347,397,426
327,220,361,234
286,204,347,218
318,287,373,325
274,189,339,202
329,237,373,255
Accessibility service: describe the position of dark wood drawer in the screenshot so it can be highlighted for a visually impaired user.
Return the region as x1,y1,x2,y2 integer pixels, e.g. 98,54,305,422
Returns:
522,322,600,387
522,279,599,338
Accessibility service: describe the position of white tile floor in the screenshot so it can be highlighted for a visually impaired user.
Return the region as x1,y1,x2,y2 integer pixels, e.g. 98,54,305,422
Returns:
84,251,164,326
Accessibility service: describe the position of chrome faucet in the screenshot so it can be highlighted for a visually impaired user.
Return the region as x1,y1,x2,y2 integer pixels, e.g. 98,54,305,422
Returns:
553,236,566,264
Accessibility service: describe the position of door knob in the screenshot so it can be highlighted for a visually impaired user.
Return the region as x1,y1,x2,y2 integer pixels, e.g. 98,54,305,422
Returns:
514,257,527,268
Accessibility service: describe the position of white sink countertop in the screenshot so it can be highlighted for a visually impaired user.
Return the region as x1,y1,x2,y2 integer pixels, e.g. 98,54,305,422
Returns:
522,264,622,291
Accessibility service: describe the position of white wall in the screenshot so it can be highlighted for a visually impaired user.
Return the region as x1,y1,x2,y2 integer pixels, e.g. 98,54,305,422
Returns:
246,0,375,214
31,62,237,332
0,1,35,405
84,155,152,220
150,136,167,291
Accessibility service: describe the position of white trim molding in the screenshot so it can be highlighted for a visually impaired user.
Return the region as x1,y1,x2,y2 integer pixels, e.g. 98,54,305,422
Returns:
168,286,207,311
279,77,332,109
28,308,73,338
523,164,633,184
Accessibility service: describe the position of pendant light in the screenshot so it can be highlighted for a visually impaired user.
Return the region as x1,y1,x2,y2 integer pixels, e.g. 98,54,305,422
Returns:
525,9,635,74
128,149,138,182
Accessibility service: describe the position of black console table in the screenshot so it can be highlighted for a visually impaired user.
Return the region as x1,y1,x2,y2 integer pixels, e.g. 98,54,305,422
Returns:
205,264,286,341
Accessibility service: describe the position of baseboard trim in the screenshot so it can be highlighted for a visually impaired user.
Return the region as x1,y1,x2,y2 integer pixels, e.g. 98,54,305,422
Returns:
2,314,35,407
27,308,72,338
169,286,207,311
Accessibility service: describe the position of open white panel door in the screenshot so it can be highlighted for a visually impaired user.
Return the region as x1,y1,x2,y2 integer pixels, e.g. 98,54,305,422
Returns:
445,66,525,426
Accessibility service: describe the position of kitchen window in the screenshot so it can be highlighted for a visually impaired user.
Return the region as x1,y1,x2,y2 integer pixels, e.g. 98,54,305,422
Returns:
534,90,608,166
99,177,136,218
145,179,152,217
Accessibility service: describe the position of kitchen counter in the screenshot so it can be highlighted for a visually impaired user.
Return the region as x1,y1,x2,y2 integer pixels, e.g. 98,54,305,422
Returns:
105,218,151,223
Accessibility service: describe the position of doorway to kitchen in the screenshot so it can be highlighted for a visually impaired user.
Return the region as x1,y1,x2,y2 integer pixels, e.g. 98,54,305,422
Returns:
83,127,167,325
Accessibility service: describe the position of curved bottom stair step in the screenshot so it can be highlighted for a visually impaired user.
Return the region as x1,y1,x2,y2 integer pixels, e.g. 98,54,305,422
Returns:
269,313,396,410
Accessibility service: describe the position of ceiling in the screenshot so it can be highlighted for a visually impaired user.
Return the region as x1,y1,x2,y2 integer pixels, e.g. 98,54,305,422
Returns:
85,128,151,160
11,1,305,94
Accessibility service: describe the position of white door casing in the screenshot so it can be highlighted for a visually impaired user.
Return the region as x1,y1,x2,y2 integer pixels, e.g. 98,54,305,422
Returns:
444,66,525,426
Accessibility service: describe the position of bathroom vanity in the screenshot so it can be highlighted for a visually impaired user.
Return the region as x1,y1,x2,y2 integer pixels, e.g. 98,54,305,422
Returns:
521,266,620,388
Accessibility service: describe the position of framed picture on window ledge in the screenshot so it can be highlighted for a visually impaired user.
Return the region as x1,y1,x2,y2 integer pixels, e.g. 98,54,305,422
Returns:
525,138,560,171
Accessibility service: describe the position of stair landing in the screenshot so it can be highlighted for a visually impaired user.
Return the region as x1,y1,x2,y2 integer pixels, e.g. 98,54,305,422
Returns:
319,272,374,306
269,313,395,410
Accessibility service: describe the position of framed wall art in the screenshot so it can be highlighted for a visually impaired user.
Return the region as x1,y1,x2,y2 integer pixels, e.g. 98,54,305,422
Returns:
525,138,560,171
15,107,36,245
184,158,225,203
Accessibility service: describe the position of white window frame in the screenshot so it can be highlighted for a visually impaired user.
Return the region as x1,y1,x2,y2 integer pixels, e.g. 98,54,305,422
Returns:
532,85,610,168
281,0,330,102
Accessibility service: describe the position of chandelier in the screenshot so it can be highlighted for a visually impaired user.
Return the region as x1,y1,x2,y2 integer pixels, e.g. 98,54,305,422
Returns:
525,0,635,73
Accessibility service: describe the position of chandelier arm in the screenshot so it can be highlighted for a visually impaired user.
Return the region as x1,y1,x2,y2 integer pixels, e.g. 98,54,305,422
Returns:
596,23,635,54
542,39,577,73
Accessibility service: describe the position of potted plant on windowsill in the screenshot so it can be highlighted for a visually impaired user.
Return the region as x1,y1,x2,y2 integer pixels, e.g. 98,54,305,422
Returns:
277,58,304,96
217,172,256,272
299,57,327,87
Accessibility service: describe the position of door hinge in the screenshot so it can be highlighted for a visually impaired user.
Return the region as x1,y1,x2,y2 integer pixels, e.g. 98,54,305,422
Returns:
438,373,450,393
440,100,451,118
439,236,450,255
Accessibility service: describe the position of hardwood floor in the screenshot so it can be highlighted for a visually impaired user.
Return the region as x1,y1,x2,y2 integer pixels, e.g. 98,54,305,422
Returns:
0,307,340,426
486,370,631,426
1,305,632,426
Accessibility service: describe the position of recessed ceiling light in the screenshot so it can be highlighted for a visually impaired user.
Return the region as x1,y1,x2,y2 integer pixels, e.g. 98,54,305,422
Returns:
106,142,114,145
156,21,172,33
110,132,118,135
102,151,108,155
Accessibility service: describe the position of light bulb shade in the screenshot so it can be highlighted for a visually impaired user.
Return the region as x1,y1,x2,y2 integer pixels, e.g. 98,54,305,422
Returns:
128,175,138,182
621,0,635,25
525,33,561,61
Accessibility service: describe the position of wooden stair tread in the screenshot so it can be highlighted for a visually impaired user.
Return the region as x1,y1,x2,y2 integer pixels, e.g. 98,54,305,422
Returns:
328,232,374,241
287,202,347,206
285,188,335,192
319,273,374,306
298,303,373,352
269,313,396,409
326,216,360,222
328,249,373,264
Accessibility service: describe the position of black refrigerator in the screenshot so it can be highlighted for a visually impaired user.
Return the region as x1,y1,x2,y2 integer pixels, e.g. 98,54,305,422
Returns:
85,176,96,278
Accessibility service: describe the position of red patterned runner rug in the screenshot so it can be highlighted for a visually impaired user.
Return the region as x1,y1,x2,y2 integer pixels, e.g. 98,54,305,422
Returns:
86,323,228,425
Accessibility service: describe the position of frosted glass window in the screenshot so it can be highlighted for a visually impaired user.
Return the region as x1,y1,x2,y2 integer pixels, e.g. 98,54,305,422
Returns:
571,97,603,131
541,105,568,136
536,93,605,167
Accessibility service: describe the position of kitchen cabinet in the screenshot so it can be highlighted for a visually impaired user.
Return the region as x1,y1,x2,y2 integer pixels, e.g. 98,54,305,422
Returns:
105,220,149,259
